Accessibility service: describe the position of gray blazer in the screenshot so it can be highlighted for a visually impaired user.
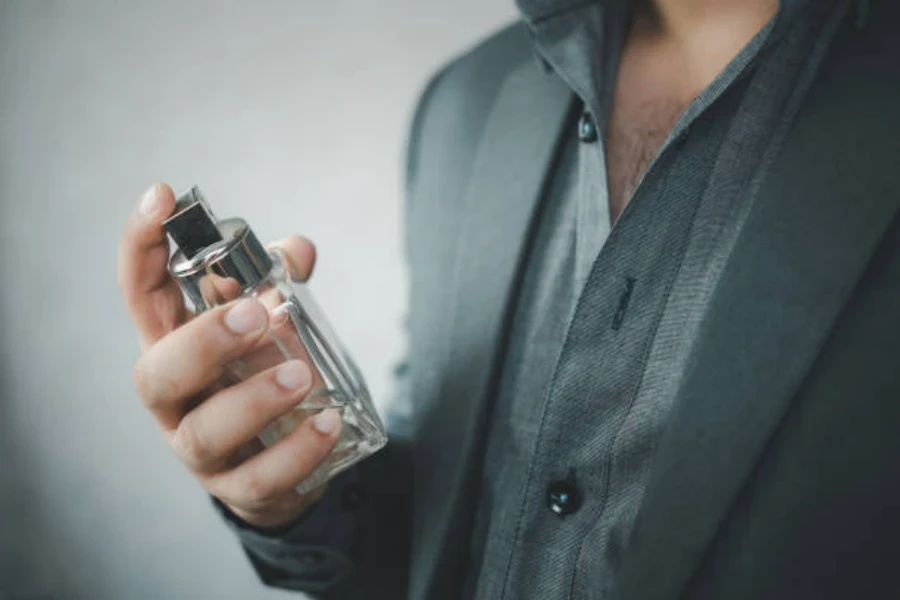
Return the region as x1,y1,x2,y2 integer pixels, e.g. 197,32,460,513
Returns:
252,6,900,599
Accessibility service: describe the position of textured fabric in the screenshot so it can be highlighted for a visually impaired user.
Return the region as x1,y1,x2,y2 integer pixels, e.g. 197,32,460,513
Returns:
570,5,843,598
213,469,358,593
465,3,834,598
222,2,900,598
406,58,576,600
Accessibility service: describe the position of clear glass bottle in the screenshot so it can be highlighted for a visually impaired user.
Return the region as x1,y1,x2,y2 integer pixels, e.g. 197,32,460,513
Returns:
163,186,387,493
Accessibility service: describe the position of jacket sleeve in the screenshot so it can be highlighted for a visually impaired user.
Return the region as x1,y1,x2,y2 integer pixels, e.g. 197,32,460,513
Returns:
213,466,361,595
216,424,416,599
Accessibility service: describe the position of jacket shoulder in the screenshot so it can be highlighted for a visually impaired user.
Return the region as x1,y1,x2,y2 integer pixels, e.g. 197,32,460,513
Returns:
405,21,532,194
436,20,534,98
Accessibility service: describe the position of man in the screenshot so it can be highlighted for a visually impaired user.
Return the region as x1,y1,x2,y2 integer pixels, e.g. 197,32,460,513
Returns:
118,0,900,598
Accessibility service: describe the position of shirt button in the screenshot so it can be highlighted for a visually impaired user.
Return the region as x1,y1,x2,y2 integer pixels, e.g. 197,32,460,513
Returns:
548,480,582,516
578,111,598,143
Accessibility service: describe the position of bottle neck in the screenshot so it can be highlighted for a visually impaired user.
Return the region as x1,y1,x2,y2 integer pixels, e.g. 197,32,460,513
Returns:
169,218,273,311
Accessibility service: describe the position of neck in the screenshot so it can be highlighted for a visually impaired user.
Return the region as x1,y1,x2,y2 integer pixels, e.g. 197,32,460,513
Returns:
639,0,779,42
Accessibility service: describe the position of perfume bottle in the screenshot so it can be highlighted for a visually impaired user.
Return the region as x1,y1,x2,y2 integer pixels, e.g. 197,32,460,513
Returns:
163,186,387,493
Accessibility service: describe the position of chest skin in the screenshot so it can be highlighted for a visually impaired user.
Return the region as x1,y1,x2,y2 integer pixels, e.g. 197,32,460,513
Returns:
605,79,688,222
605,27,696,220
605,3,778,221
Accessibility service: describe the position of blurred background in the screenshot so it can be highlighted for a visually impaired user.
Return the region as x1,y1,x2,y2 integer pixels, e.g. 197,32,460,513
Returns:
0,1,516,598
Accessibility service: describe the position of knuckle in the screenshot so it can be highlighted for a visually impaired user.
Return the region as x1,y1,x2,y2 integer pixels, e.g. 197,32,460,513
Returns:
172,417,213,469
243,469,279,510
132,358,167,409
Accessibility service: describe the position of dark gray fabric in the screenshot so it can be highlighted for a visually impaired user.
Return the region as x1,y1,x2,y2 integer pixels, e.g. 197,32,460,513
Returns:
406,56,575,600
615,3,900,597
213,469,357,593
223,2,900,598
570,5,843,598
466,3,832,598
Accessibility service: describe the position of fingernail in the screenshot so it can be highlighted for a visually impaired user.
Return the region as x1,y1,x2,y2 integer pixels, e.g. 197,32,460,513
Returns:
138,185,159,220
225,298,267,334
313,409,341,435
276,361,310,390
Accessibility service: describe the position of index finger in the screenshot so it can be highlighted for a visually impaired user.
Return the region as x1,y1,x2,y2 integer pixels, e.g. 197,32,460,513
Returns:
117,183,185,349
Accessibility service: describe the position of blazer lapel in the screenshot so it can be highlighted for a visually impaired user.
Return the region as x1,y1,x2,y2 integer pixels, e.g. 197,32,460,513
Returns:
615,8,900,600
408,59,575,599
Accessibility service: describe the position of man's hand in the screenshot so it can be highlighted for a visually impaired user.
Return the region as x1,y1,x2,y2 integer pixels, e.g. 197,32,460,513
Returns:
118,183,341,529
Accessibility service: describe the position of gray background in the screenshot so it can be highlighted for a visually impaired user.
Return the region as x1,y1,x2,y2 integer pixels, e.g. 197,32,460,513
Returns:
0,1,515,598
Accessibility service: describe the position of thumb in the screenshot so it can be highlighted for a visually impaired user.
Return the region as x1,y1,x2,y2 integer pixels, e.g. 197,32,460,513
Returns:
117,183,189,349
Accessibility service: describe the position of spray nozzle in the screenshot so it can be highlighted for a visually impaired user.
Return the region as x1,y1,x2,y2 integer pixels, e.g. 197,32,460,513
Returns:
163,186,224,260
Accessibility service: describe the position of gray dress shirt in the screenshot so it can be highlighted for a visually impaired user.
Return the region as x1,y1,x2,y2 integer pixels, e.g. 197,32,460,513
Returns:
466,1,825,598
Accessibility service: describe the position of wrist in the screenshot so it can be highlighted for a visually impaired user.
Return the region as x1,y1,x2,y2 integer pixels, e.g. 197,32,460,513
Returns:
224,484,328,534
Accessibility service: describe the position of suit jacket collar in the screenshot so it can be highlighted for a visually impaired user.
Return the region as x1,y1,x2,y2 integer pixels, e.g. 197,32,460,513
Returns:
407,56,576,600
614,3,900,598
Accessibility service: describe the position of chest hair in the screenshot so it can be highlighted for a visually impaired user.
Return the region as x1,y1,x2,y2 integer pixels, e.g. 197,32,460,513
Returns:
605,95,688,221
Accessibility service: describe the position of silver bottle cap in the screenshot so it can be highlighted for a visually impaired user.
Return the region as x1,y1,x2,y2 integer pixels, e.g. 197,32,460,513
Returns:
163,186,272,310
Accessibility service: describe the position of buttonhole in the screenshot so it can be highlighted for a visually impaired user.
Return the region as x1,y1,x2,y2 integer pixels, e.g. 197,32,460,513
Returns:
611,277,636,331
